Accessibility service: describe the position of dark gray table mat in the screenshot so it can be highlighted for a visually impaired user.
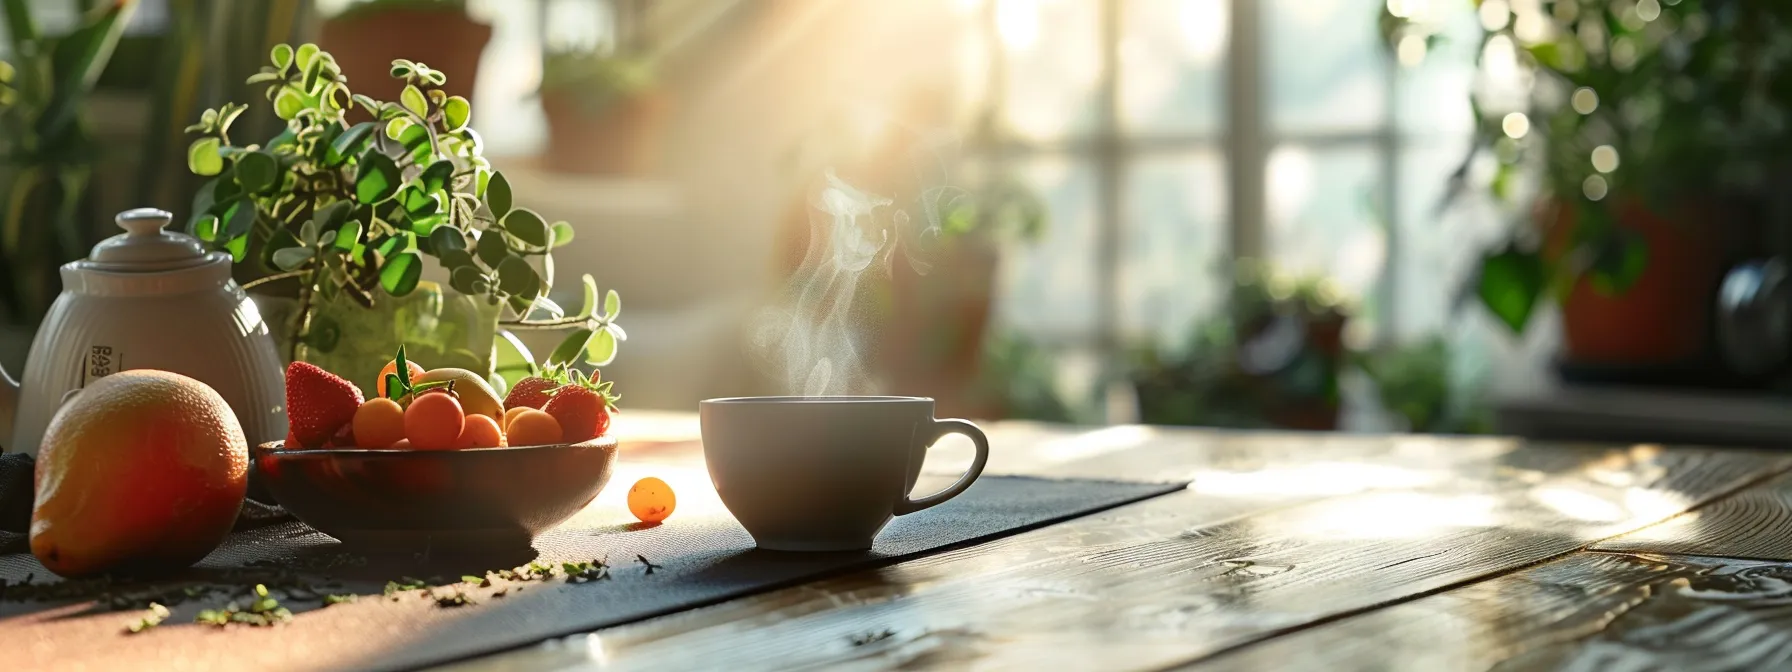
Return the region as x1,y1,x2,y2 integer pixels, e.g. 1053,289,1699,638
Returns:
0,475,1184,671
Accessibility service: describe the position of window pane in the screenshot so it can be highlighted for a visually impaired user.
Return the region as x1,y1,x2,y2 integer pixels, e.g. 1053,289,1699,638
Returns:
997,0,1102,140
1396,1,1481,135
997,158,1100,340
1121,150,1226,345
1119,0,1227,135
1394,141,1510,340
1266,144,1386,333
1266,0,1389,134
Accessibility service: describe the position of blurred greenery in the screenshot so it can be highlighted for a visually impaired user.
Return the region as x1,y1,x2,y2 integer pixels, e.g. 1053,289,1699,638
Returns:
1355,335,1493,434
0,0,134,327
1387,0,1792,334
332,0,467,22
1130,262,1351,430
538,49,655,117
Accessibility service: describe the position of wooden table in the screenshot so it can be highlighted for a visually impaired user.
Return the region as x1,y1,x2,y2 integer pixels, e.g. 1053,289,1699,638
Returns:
444,412,1792,670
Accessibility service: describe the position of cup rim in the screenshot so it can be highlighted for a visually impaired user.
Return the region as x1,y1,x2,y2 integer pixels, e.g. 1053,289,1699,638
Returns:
701,395,933,405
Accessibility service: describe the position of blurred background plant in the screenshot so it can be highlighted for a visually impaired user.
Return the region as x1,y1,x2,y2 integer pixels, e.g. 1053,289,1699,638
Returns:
1387,0,1792,383
1130,262,1353,430
0,0,134,328
1355,334,1493,434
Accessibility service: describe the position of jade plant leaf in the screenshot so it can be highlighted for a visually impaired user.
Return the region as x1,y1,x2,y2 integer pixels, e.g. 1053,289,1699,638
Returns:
550,221,574,247
443,95,471,132
273,87,305,120
401,85,426,116
503,208,549,249
327,121,376,165
496,256,540,298
604,289,620,320
476,231,510,267
272,246,313,271
380,252,423,296
419,160,453,194
486,171,512,218
429,226,467,254
355,151,401,204
587,328,618,366
188,138,222,176
450,266,484,295
333,219,362,251
235,151,279,193
1477,247,1545,334
547,328,593,367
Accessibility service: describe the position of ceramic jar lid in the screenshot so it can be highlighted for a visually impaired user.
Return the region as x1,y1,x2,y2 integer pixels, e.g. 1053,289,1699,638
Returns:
64,208,234,296
84,208,220,272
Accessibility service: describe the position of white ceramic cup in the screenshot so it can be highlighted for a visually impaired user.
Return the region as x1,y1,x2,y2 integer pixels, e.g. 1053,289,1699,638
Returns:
700,396,990,551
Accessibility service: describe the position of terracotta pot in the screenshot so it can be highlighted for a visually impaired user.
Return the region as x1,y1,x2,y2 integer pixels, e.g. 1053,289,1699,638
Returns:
540,90,671,175
1542,198,1732,366
880,238,1000,419
319,9,491,109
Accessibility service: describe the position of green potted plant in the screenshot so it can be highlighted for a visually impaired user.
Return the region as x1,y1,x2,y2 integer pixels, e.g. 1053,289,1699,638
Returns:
880,174,1046,418
1387,0,1783,379
183,44,624,395
320,0,490,110
1131,262,1352,430
0,0,136,366
537,49,666,175
1355,335,1493,434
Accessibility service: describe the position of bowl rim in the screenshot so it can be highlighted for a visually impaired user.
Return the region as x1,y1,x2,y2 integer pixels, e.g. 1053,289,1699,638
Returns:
255,435,617,457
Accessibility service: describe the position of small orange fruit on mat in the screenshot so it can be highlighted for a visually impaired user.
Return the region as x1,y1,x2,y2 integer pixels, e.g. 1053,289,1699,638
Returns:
628,477,676,523
31,370,248,577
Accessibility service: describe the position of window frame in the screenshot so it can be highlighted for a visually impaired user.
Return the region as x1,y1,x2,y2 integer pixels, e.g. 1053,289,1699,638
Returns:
973,0,1410,420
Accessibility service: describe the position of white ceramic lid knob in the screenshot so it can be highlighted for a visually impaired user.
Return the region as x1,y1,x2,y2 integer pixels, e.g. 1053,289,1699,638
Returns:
86,207,212,271
116,207,173,237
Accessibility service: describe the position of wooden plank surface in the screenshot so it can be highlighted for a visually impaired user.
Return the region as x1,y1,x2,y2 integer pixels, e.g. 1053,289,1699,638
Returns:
1198,551,1792,671
444,438,1788,672
1595,470,1792,561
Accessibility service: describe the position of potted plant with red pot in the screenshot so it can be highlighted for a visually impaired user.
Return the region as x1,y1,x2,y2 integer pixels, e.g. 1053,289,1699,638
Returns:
320,0,491,109
1387,0,1782,385
536,50,668,175
1130,263,1353,431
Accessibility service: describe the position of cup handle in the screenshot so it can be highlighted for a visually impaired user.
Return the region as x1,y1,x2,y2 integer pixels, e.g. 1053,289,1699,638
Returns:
894,418,990,516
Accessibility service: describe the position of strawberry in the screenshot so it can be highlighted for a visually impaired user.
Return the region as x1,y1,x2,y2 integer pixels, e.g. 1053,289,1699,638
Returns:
542,369,617,443
285,361,364,449
504,376,563,411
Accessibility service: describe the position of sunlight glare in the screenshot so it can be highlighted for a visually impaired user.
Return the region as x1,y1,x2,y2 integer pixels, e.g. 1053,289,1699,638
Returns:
1038,425,1157,464
1531,486,1625,523
1288,492,1497,540
1396,34,1428,67
1266,146,1315,226
1179,0,1227,65
1195,462,1439,498
996,0,1041,50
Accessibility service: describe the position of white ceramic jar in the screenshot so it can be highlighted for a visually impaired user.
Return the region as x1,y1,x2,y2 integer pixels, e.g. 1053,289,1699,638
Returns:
0,208,287,455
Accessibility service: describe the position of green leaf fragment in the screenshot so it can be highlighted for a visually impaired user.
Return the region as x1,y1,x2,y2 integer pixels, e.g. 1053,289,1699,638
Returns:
356,151,401,204
547,328,593,366
188,137,222,176
381,252,423,296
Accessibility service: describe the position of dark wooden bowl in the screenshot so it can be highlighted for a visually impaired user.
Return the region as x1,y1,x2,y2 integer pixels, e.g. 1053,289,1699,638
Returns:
252,437,618,552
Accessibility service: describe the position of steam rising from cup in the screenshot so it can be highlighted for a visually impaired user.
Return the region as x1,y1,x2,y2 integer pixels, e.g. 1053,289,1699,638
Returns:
751,171,939,397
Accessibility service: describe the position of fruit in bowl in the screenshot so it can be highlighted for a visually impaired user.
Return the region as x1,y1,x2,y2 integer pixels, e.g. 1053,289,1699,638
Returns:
258,349,622,550
280,347,617,451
